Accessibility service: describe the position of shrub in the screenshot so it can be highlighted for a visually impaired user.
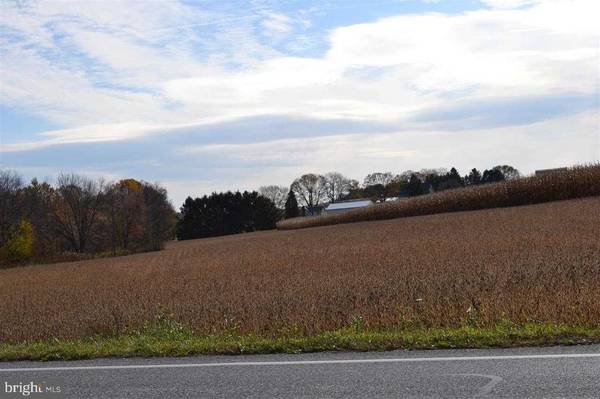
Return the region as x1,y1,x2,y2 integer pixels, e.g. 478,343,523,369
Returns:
1,219,34,263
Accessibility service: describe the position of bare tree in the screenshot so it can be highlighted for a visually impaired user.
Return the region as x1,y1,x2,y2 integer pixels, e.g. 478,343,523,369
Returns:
419,168,447,179
0,170,23,246
397,169,444,183
52,173,104,252
142,182,176,251
258,185,288,209
397,170,417,183
363,172,395,187
362,172,398,201
291,174,327,208
105,179,145,253
324,172,352,202
21,178,55,256
493,165,521,181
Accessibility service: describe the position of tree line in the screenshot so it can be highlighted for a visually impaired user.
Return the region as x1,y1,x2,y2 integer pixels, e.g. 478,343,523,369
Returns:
0,170,176,266
258,165,520,219
176,191,279,240
1,164,520,263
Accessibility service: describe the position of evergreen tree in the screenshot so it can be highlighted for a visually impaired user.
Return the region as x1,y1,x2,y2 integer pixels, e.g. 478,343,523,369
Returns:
465,168,482,185
176,190,278,240
176,197,199,240
253,195,279,230
407,174,424,197
447,167,463,184
437,167,464,191
284,189,300,219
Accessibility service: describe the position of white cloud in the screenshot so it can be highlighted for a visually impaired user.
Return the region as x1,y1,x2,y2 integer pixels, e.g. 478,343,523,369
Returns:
0,0,274,126
261,12,293,37
1,0,598,201
159,0,599,125
1,122,159,152
481,0,539,9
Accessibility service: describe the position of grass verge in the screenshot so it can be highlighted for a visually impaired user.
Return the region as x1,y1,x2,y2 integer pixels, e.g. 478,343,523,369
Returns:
1,321,599,361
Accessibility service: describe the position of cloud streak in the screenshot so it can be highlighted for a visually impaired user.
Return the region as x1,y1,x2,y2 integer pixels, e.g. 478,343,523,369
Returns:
2,0,598,136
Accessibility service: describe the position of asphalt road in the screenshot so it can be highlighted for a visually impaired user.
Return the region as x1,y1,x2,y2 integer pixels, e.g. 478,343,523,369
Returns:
1,345,599,398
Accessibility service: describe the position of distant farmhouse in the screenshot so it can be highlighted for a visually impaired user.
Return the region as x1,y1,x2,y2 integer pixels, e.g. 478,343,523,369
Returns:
324,199,374,215
535,167,568,176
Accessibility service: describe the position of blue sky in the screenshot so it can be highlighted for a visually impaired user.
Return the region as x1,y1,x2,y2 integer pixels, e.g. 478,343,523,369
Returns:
1,0,599,205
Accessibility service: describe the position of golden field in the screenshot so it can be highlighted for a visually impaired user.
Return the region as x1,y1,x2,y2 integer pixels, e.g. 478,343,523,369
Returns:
1,197,599,343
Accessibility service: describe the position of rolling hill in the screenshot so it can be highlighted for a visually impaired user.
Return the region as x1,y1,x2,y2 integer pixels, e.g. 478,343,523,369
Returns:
1,196,599,344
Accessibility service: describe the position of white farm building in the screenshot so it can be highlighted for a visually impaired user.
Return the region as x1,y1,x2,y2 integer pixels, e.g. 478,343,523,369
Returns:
324,199,374,215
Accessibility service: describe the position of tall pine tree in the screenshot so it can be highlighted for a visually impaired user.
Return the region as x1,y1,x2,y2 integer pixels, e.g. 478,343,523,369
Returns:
284,189,300,219
465,168,482,185
407,174,424,197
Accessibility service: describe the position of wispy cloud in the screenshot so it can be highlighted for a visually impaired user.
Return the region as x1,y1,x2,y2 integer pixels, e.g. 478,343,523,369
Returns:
481,0,540,9
2,0,597,136
1,0,598,204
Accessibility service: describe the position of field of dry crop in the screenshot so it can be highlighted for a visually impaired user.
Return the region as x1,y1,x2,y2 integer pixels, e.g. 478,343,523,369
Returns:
278,164,600,230
1,197,599,343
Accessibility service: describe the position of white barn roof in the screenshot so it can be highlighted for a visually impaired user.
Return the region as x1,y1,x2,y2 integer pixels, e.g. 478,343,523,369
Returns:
325,200,373,211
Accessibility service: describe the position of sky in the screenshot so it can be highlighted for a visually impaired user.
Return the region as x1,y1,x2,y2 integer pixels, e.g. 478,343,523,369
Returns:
0,0,599,206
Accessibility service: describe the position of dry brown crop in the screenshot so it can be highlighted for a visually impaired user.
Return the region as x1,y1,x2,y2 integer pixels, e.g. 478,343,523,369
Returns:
1,197,599,343
278,164,600,230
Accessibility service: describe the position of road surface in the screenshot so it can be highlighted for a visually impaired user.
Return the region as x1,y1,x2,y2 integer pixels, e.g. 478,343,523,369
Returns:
1,345,599,398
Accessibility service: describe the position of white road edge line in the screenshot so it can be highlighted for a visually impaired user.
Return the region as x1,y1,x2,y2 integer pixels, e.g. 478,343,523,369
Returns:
1,353,599,372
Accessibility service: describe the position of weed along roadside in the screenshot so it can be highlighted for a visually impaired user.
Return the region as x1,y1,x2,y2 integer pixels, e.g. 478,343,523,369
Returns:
1,320,600,361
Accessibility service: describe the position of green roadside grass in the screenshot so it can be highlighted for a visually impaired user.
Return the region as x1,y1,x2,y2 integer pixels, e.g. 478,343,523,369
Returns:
2,320,599,361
